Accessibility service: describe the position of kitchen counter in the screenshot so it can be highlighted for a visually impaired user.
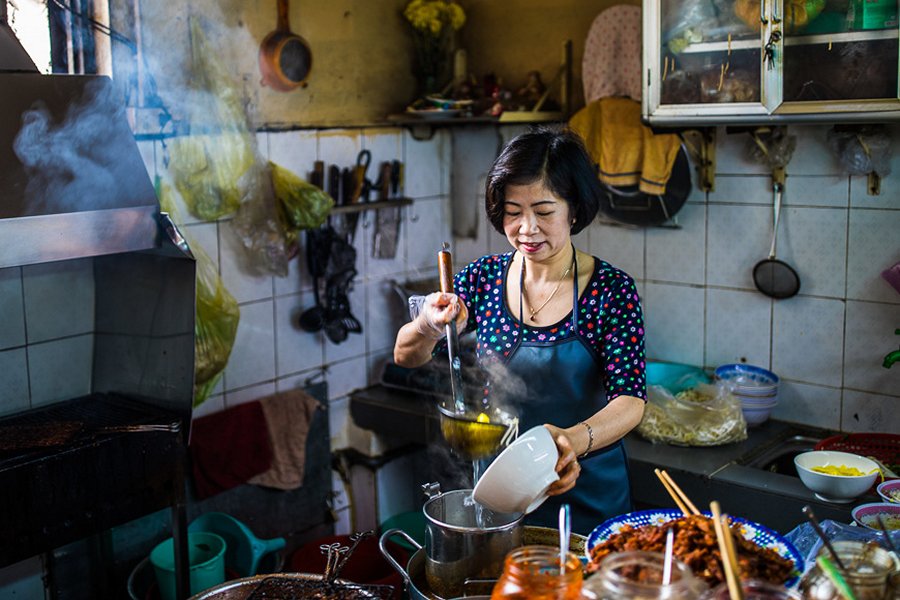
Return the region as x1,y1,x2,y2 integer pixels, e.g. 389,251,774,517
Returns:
350,384,878,534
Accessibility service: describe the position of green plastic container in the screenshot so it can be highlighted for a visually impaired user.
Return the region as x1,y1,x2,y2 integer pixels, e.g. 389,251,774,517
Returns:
150,532,226,600
188,512,285,577
380,510,425,552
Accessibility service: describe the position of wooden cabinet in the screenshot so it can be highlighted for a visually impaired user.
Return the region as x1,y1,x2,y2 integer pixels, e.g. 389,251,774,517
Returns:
643,0,900,123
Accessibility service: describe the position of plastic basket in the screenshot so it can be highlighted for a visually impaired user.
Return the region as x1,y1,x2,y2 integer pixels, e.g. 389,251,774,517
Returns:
814,433,900,470
815,433,900,492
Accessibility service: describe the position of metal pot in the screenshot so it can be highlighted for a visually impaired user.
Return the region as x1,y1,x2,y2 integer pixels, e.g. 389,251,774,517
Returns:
379,525,588,600
380,485,522,599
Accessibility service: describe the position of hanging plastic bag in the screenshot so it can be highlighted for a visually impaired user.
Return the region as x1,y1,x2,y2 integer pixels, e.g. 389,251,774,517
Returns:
271,161,334,230
168,132,255,221
637,382,747,446
826,125,892,177
746,126,797,169
230,163,294,277
158,179,240,407
166,18,261,222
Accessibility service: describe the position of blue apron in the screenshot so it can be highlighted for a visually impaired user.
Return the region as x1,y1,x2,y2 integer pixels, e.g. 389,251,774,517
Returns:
498,251,632,536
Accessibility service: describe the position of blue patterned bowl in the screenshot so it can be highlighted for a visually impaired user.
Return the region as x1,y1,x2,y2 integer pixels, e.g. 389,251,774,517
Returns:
586,509,804,587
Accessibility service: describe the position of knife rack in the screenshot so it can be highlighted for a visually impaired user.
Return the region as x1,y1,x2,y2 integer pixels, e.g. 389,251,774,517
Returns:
330,196,413,214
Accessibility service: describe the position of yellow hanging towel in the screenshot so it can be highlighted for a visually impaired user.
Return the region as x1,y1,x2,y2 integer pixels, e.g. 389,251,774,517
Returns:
569,97,681,196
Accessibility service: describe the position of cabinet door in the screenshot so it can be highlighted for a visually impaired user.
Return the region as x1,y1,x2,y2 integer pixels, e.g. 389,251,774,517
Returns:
644,0,783,122
776,0,900,113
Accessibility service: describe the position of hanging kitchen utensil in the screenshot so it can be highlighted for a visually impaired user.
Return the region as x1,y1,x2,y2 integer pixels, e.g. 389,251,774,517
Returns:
345,150,371,244
753,178,800,299
258,0,312,92
597,146,692,226
373,161,400,259
323,267,362,344
298,226,331,332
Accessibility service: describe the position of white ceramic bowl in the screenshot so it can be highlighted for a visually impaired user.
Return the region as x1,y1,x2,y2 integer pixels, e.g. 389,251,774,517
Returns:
877,480,900,504
472,425,559,515
794,451,880,503
715,364,779,393
851,502,900,531
742,405,775,427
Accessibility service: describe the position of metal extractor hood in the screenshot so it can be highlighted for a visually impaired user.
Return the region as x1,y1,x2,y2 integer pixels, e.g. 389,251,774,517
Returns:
0,61,159,269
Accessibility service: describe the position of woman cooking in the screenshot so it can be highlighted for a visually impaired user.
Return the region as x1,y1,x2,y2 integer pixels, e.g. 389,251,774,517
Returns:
393,127,646,535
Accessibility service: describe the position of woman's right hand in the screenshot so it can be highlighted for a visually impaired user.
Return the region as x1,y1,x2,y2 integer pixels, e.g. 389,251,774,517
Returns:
415,291,468,339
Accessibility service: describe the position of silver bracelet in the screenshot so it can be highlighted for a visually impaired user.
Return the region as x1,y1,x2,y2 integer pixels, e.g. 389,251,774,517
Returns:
579,421,594,458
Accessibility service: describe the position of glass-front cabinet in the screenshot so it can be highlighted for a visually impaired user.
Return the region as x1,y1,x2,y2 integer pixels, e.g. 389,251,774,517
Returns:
643,0,900,123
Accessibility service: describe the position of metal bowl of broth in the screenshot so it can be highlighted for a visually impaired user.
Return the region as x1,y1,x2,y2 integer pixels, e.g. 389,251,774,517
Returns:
437,404,517,461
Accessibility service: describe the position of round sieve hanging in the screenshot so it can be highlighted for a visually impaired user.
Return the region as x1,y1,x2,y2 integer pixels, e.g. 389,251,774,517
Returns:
753,183,800,299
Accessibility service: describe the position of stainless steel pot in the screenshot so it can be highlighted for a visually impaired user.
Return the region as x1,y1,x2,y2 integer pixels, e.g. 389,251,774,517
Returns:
379,525,588,600
422,487,523,598
379,531,492,600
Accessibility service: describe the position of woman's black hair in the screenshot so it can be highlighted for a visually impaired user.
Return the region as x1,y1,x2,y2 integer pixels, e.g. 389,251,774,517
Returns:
485,126,601,235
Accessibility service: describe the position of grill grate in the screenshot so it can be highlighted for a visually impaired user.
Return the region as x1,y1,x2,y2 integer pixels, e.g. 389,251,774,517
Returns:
244,577,395,600
0,393,180,470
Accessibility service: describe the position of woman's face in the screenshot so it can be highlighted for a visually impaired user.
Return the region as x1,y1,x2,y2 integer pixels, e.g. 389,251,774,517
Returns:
502,181,572,262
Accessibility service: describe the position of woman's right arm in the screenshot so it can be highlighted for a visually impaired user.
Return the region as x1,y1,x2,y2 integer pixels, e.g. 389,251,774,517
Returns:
393,292,468,367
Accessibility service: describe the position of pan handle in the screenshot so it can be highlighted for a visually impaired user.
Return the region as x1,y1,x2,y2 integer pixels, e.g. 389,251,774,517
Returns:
379,529,421,584
276,0,290,32
768,182,783,260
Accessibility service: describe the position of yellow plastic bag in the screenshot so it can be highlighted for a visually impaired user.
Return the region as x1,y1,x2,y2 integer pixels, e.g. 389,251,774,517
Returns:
167,18,259,221
158,180,240,407
271,161,334,231
169,132,255,221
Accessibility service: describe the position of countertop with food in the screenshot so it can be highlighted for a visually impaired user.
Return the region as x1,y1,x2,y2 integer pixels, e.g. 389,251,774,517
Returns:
351,383,882,533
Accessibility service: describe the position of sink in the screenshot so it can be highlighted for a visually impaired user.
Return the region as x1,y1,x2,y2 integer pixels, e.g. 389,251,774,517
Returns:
740,435,823,477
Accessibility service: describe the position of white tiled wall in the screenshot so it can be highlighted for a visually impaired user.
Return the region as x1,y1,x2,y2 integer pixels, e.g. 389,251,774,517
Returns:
140,126,452,532
452,124,900,434
1,120,897,551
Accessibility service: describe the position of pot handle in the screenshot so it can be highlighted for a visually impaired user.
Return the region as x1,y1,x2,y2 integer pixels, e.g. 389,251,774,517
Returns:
378,528,420,584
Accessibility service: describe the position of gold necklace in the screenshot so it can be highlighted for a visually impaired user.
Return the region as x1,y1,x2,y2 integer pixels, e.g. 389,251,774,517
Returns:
522,255,574,322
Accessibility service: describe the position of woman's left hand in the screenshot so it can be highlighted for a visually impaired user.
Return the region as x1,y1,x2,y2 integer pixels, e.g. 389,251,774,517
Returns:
543,424,580,496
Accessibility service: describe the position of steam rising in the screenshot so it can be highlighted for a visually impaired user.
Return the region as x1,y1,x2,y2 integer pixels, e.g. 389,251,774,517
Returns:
13,80,136,214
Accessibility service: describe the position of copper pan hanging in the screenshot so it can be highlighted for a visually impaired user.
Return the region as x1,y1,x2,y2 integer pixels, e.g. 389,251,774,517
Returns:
258,0,312,91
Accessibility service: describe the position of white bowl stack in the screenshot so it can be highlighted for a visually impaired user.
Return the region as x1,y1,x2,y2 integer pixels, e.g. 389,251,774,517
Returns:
714,364,779,427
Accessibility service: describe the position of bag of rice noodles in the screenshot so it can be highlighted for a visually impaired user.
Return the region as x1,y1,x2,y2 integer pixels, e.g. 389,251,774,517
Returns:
638,382,747,446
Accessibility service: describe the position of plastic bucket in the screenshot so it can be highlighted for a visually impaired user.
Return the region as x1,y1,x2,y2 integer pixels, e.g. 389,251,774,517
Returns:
149,532,226,600
188,512,285,577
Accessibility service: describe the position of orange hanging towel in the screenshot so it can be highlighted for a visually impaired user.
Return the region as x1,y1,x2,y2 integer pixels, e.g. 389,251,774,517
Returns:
569,97,681,196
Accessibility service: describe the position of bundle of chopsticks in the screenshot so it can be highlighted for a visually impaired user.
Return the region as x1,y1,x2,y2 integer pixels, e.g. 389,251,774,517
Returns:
654,468,745,600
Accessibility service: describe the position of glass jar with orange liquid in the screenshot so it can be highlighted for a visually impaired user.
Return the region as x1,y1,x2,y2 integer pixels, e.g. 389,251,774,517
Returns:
490,545,583,600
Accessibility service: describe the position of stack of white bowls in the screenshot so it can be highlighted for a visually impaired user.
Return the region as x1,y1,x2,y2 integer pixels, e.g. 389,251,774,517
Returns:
714,364,779,426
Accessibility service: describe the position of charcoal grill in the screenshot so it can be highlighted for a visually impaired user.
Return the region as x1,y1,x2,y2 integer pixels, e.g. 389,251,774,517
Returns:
0,16,196,598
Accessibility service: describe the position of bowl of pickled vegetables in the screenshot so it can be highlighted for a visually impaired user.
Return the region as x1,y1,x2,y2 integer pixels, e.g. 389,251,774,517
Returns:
794,450,881,503
851,502,900,530
877,480,900,504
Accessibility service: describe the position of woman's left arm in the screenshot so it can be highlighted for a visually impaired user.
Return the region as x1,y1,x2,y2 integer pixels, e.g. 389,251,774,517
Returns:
544,395,645,495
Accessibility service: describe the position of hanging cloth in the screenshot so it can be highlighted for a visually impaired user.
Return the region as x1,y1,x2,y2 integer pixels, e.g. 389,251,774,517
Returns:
582,5,643,103
569,97,681,195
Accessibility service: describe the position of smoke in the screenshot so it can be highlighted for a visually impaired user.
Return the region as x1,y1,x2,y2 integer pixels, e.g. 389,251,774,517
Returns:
12,79,139,214
128,2,261,128
426,443,475,490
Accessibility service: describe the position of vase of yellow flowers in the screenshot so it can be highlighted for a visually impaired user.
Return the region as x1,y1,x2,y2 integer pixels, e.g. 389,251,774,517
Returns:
403,0,465,96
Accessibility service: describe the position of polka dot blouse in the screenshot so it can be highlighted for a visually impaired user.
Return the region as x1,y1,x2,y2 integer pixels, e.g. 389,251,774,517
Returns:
454,252,647,402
